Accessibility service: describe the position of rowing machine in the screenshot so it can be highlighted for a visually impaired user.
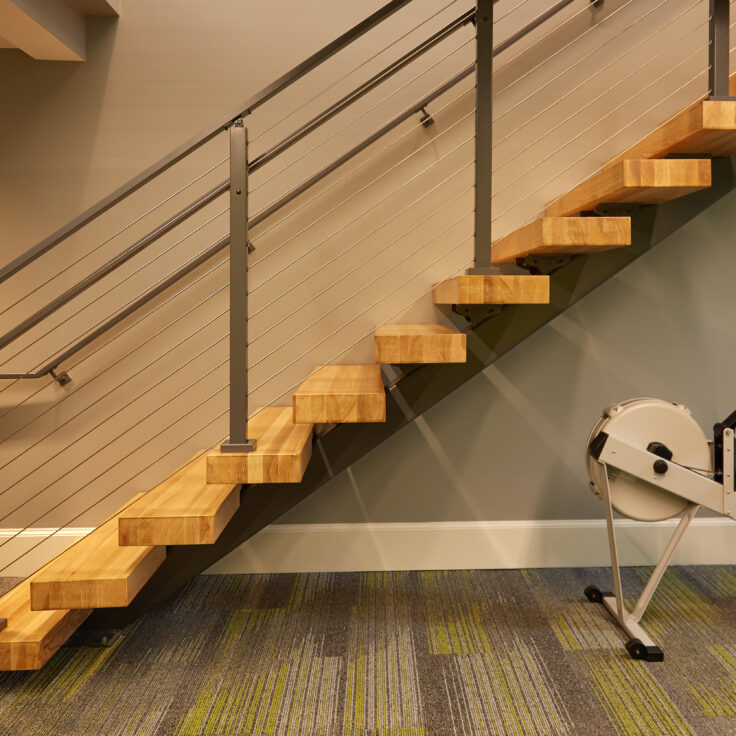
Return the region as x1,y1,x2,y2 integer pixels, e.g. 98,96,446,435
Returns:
584,398,736,661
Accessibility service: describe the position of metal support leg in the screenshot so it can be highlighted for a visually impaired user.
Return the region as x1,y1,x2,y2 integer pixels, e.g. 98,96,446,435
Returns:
709,0,735,100
585,463,699,661
221,119,256,454
467,0,496,276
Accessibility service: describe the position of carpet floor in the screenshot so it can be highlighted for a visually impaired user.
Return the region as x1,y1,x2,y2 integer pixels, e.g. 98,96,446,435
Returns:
1,566,736,735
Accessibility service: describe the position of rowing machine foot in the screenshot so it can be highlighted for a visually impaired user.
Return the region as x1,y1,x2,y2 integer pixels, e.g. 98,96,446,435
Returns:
584,585,613,604
625,638,664,662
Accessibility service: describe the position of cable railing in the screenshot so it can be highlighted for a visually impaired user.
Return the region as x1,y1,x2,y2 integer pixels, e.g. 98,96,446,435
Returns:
0,0,734,573
0,0,569,386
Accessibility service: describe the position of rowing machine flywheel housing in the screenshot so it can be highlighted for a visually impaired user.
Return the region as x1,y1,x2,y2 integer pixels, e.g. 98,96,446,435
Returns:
586,398,711,521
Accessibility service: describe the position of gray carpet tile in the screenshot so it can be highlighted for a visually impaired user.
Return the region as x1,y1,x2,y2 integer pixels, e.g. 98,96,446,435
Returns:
1,567,736,735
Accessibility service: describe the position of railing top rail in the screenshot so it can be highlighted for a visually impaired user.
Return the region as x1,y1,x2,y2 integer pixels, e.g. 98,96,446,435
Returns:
0,0,415,285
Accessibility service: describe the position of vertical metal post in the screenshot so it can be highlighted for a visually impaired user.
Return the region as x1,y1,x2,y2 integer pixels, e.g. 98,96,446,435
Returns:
221,119,256,453
468,0,494,275
709,0,733,99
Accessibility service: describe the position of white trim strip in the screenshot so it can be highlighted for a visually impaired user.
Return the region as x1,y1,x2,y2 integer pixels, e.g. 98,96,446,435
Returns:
206,518,736,574
2,519,734,578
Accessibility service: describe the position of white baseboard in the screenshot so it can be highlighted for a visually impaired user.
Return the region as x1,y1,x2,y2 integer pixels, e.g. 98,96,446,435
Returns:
205,518,736,574
3,519,735,578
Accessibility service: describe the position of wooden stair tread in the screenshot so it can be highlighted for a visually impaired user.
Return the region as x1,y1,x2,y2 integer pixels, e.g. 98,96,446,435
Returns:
491,217,631,264
293,365,386,424
30,508,165,611
0,575,91,670
546,159,711,217
609,100,736,164
206,407,313,484
119,454,238,546
374,324,466,364
433,275,549,305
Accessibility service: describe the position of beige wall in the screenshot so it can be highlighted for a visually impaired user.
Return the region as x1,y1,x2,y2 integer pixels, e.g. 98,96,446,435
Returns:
0,0,728,555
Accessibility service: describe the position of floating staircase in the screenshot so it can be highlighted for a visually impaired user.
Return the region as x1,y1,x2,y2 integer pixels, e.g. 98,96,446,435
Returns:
4,11,736,672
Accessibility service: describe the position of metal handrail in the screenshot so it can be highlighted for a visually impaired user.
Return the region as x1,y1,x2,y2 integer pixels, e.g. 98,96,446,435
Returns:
0,0,415,285
0,0,577,381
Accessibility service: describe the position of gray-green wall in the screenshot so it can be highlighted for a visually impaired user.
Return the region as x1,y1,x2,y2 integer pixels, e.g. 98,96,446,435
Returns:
277,188,736,523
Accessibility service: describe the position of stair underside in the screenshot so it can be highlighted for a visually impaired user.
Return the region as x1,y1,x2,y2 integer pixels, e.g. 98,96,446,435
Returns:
491,217,631,264
30,503,165,611
433,274,549,305
374,324,466,364
609,100,736,163
546,159,711,217
293,365,386,424
119,454,239,546
206,406,314,484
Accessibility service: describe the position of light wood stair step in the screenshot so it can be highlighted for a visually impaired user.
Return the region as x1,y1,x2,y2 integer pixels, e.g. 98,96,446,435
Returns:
293,365,386,424
491,217,631,264
546,158,711,217
30,505,165,611
374,324,466,364
433,274,549,305
119,454,239,545
609,100,736,164
206,406,314,484
0,576,91,670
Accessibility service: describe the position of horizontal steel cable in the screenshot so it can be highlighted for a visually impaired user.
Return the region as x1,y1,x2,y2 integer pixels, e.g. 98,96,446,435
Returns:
245,239,474,422
249,34,475,195
250,78,475,243
249,168,472,333
250,0,461,144
493,20,708,195
0,396,230,572
19,234,228,380
494,59,709,221
0,314,229,479
0,257,228,432
0,156,229,320
494,0,639,98
250,138,473,309
495,0,537,23
493,0,680,134
0,357,230,534
0,207,228,373
250,204,472,374
492,0,703,160
249,118,475,289
250,209,473,394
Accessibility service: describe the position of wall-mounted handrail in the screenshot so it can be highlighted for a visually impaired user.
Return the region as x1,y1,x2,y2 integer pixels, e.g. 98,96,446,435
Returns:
0,0,415,285
0,0,576,382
